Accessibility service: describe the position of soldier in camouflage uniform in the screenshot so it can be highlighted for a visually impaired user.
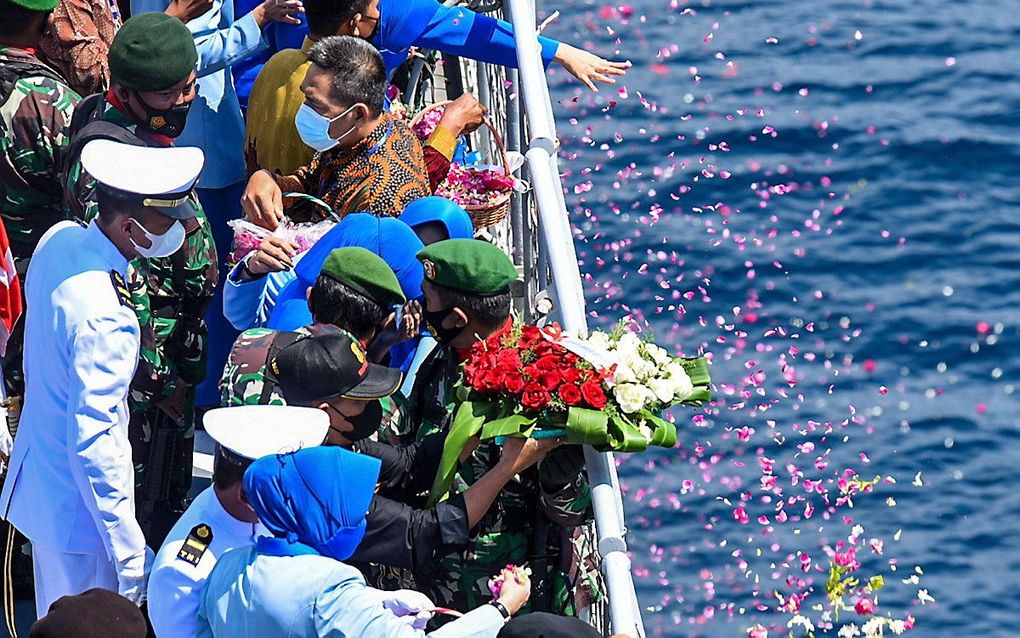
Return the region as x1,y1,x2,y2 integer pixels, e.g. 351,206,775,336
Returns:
0,0,81,398
61,14,217,544
221,246,409,408
405,239,595,616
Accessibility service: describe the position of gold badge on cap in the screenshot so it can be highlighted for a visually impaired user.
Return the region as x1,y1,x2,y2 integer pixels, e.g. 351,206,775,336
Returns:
422,259,436,280
350,342,369,375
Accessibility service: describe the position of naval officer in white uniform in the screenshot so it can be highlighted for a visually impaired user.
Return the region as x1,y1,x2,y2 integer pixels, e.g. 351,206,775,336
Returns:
147,405,329,638
0,139,204,615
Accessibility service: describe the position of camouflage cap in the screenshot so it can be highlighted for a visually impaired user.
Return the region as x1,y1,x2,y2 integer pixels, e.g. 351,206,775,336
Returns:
416,239,518,296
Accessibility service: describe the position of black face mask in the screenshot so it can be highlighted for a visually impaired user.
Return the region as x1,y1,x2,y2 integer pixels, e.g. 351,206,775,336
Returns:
422,307,462,343
332,399,382,443
130,91,192,138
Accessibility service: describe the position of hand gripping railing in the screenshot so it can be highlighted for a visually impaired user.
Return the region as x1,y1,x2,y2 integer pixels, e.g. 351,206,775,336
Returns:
505,1,646,635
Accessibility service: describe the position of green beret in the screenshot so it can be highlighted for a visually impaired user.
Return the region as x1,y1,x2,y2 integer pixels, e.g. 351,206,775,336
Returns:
109,13,198,92
8,0,58,10
417,239,518,296
320,247,406,308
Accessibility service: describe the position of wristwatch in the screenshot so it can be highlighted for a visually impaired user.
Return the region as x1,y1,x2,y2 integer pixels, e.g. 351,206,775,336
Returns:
487,600,511,622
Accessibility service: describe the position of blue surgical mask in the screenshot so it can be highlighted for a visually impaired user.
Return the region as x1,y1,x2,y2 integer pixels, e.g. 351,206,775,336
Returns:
294,103,357,152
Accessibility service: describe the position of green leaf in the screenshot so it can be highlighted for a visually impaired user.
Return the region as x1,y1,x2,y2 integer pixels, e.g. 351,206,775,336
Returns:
606,414,649,452
564,407,609,446
638,411,678,447
480,414,536,439
427,400,500,505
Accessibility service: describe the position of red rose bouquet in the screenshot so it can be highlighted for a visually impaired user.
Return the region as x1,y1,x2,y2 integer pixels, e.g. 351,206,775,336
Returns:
428,322,711,504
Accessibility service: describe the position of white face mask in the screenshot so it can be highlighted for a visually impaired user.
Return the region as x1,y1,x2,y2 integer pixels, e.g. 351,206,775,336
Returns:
294,103,358,152
130,218,186,259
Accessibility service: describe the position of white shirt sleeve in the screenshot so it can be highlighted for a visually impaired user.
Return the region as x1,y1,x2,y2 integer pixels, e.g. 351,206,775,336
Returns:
148,544,203,638
65,309,146,565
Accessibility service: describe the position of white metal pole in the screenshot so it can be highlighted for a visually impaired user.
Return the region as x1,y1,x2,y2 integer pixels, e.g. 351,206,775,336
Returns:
507,0,646,635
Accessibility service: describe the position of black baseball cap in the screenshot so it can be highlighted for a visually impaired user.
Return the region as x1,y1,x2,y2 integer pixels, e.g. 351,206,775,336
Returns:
269,329,402,405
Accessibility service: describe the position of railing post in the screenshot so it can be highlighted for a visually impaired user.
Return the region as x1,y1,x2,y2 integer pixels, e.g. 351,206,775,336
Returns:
506,0,646,635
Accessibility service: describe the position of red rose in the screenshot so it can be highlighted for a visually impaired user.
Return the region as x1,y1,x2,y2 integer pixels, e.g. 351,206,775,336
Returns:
580,380,607,409
536,368,561,391
496,349,522,369
562,367,584,385
521,383,551,411
503,370,526,395
558,383,582,407
479,369,504,392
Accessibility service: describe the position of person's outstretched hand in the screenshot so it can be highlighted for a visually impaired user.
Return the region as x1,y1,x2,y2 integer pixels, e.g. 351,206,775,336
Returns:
554,44,631,92
252,0,304,26
241,170,284,230
492,566,531,615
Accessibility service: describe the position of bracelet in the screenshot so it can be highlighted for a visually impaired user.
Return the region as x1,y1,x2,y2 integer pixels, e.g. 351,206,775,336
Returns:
487,600,510,621
239,257,258,279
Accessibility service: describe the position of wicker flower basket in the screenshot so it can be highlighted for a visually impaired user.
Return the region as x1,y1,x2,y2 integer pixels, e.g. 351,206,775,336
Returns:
410,100,513,229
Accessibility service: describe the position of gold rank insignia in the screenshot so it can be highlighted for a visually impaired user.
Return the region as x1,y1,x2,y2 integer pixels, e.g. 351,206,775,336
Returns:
177,524,213,566
109,270,131,307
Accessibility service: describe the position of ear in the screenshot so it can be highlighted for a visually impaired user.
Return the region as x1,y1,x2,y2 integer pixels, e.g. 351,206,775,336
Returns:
447,307,469,329
112,84,131,105
350,13,364,36
237,484,251,506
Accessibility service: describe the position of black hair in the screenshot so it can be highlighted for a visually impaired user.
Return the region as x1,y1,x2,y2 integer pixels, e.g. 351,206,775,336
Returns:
308,274,388,342
95,189,137,222
212,446,253,491
0,1,47,38
303,0,372,38
306,36,386,117
436,285,512,331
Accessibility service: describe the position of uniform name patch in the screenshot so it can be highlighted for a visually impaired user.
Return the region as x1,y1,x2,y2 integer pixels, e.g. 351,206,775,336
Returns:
177,523,213,566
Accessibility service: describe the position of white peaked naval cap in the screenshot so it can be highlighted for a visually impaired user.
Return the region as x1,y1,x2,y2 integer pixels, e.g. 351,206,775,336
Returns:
203,405,330,460
80,139,204,219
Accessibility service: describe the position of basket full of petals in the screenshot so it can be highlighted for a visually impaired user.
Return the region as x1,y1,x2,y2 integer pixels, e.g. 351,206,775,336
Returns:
410,100,513,229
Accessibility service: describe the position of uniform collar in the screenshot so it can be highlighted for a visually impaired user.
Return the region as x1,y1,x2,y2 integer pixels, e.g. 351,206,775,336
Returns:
206,486,265,540
87,221,129,274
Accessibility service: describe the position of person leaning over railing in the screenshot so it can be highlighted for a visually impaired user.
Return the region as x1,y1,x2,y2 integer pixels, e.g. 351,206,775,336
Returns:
245,0,487,180
330,0,630,92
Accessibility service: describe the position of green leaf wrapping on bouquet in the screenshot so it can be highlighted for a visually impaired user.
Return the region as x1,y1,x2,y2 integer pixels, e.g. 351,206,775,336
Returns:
679,357,713,405
480,414,536,439
606,414,650,453
427,400,502,506
639,410,678,447
565,407,610,446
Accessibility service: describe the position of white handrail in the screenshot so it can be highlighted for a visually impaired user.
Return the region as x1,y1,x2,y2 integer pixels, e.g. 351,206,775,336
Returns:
505,1,646,635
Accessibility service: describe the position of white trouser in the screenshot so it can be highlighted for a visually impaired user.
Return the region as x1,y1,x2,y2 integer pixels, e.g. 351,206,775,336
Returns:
31,544,118,619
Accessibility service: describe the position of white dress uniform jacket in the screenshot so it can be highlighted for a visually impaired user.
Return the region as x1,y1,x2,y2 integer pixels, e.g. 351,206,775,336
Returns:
0,221,145,605
148,486,268,638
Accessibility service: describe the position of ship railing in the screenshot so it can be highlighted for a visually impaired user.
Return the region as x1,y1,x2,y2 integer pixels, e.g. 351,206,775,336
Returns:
402,1,647,634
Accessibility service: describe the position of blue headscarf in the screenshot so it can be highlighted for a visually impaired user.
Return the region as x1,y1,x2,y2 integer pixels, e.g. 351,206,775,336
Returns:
268,213,425,331
247,447,381,561
399,197,474,242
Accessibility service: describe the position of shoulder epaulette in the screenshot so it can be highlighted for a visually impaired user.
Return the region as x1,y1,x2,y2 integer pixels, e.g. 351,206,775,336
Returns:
109,270,130,307
176,523,213,566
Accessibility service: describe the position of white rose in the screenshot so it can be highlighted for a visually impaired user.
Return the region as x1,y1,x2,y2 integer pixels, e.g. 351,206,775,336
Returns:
669,367,695,401
613,363,637,384
586,331,611,350
646,344,671,366
614,383,647,414
648,377,676,404
616,332,641,351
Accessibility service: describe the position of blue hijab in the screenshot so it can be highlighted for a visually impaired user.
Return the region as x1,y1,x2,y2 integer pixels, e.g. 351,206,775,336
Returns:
247,447,381,561
398,197,474,242
268,213,425,331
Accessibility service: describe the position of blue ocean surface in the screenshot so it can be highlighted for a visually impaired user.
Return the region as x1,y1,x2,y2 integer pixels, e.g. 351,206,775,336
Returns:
546,0,1020,635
